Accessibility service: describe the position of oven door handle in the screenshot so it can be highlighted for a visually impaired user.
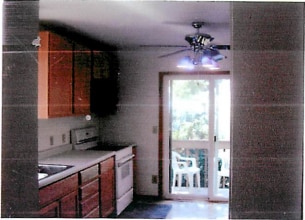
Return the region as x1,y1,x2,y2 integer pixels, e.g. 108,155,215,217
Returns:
118,154,135,167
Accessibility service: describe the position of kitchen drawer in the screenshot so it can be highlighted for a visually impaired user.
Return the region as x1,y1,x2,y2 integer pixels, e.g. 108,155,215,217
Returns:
100,157,114,173
80,178,99,200
84,206,100,218
39,174,78,207
80,192,99,217
80,164,99,184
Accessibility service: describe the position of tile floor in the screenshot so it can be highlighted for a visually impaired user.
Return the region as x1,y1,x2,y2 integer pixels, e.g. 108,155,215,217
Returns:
135,197,229,219
163,200,229,219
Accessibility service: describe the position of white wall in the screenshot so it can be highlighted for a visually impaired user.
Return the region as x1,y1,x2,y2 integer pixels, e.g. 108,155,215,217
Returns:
99,49,232,196
38,115,99,152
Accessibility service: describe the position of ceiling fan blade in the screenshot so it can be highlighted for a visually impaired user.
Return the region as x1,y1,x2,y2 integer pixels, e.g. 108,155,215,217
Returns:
210,45,230,50
163,21,230,29
158,48,191,58
140,45,188,48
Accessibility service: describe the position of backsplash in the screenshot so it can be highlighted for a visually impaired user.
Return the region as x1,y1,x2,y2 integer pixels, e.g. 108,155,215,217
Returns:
38,115,99,152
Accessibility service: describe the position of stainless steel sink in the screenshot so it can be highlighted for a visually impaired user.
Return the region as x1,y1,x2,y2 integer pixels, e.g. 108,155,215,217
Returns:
38,173,48,180
38,164,74,180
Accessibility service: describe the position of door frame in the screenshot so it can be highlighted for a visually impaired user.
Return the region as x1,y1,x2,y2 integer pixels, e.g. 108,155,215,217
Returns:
158,71,230,199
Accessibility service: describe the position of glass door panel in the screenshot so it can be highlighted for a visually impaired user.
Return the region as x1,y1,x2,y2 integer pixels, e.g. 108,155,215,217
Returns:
168,79,210,198
171,80,209,141
213,79,230,201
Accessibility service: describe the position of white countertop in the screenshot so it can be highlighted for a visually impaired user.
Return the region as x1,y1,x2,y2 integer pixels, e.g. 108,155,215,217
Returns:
39,150,115,188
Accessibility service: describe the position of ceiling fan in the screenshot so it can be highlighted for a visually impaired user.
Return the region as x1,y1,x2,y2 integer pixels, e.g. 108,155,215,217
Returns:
141,21,230,67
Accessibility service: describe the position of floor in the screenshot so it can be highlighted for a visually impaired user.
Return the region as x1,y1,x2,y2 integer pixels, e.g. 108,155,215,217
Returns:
164,200,228,219
135,196,229,219
171,187,229,201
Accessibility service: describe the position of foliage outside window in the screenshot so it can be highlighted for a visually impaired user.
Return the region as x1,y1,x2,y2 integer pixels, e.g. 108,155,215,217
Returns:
171,80,209,140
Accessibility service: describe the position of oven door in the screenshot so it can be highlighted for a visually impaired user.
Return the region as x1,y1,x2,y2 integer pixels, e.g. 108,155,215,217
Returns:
116,154,134,199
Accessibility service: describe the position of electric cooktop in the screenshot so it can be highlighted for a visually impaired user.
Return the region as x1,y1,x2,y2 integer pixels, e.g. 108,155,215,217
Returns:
88,143,135,151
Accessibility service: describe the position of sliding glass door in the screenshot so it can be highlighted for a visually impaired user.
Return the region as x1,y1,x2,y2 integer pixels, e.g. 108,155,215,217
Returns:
162,74,230,201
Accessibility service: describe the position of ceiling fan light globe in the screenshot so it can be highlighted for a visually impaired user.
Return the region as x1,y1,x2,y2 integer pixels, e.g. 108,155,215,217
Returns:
201,56,210,64
177,56,194,70
202,57,218,69
212,54,225,61
209,66,220,70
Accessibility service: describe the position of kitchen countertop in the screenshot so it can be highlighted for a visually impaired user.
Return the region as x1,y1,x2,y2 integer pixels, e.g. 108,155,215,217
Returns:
39,150,115,188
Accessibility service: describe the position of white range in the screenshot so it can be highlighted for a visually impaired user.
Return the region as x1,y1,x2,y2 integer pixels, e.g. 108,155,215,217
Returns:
71,126,135,216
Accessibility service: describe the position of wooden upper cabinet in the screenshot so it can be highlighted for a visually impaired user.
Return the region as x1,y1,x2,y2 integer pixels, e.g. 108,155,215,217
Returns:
92,50,110,80
38,31,73,118
73,43,91,115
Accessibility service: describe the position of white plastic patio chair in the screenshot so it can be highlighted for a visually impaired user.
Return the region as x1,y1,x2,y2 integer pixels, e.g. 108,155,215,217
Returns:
171,151,200,188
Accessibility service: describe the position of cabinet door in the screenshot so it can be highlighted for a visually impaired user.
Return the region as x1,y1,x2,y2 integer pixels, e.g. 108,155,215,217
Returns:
90,51,118,116
100,157,115,217
92,51,110,80
73,43,91,115
40,201,60,218
60,190,79,218
39,174,78,208
48,33,73,117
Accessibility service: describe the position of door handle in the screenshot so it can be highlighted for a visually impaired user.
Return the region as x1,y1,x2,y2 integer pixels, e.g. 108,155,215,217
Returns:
118,154,135,167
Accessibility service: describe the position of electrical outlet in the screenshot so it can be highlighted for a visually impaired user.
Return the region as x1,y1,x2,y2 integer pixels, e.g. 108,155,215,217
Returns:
152,126,158,134
152,175,158,184
50,136,54,145
62,134,66,143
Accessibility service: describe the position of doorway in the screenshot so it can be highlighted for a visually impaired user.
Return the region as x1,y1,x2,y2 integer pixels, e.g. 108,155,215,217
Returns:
161,72,230,201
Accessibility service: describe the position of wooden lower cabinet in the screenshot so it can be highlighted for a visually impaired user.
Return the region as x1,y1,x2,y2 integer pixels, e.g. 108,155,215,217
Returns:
79,165,100,218
39,174,78,218
100,157,115,217
39,157,116,218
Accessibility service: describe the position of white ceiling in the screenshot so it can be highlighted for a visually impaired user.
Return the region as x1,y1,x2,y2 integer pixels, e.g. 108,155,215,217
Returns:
39,1,231,51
